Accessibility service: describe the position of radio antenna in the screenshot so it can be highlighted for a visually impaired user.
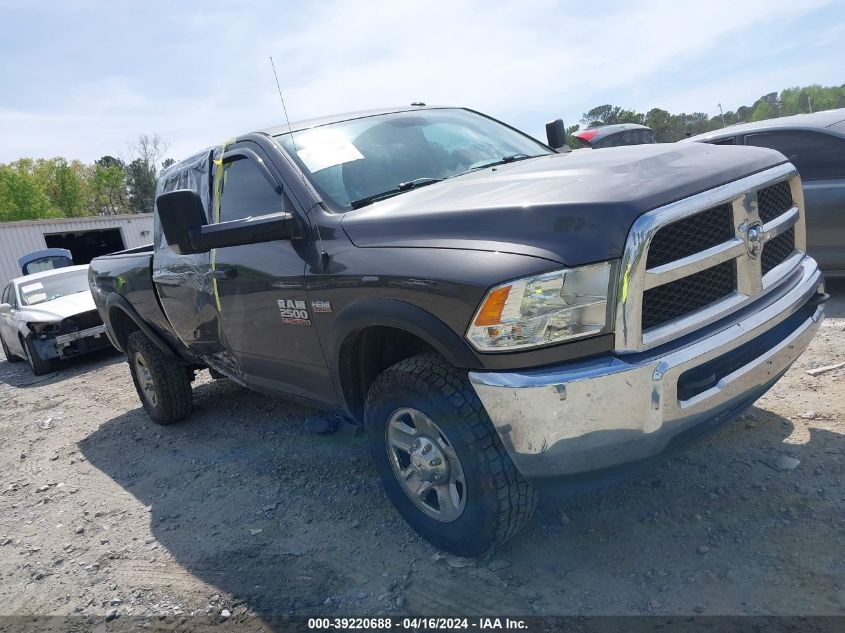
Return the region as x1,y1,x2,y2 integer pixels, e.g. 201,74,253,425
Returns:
269,56,328,266
270,56,296,147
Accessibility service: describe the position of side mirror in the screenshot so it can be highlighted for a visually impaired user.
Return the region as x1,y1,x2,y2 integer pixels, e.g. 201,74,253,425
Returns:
0,303,11,315
156,189,295,255
156,190,208,255
545,119,570,151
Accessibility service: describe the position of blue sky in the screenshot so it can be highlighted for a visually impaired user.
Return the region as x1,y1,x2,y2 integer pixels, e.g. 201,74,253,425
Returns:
1,0,843,163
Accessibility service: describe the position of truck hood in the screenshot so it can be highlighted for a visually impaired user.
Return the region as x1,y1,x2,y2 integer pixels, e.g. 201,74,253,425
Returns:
18,291,97,322
340,143,787,266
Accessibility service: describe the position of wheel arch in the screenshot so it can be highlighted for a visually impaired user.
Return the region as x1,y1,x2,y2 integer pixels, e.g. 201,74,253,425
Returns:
330,299,479,422
103,293,181,361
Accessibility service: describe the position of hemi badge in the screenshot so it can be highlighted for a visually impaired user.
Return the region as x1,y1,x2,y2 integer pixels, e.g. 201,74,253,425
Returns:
311,300,333,313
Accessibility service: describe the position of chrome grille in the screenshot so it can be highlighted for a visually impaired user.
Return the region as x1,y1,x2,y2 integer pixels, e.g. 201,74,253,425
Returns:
757,181,793,223
646,204,733,268
615,164,806,352
761,227,795,275
642,261,735,330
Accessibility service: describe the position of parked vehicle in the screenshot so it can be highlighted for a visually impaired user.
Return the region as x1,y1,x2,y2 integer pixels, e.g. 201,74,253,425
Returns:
572,123,656,149
685,109,845,277
18,248,74,276
1,265,111,374
89,105,826,556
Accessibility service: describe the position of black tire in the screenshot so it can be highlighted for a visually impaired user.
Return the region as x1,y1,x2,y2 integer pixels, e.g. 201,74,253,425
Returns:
126,331,192,425
22,335,54,375
365,354,536,557
1,334,22,363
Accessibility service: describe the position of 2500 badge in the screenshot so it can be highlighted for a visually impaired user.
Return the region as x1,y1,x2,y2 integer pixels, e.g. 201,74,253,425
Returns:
278,299,311,325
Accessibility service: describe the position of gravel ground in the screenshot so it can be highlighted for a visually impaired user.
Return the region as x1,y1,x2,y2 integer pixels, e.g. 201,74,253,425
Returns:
0,282,843,626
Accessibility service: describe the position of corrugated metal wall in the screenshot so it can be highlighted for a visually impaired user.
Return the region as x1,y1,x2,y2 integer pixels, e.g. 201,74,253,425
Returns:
0,214,154,285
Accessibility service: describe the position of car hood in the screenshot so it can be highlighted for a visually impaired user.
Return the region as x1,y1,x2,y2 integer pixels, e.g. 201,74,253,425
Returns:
18,292,97,322
340,143,787,266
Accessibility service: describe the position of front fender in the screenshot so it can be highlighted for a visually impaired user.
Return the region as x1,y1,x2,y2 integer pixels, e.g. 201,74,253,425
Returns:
329,298,479,370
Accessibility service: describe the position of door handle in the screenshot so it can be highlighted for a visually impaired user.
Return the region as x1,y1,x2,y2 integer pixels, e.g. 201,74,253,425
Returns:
208,268,237,280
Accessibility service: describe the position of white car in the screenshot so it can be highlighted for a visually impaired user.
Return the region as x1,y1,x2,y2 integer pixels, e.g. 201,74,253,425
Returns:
0,265,111,375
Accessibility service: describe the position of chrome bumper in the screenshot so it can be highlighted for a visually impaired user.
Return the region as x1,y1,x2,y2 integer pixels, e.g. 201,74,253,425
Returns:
469,257,825,478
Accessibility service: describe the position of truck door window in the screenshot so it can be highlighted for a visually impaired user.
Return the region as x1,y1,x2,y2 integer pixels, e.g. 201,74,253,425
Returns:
710,137,736,145
745,131,845,180
218,157,285,223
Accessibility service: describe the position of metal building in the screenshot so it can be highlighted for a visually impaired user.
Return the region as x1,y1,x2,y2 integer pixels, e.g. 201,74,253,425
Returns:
0,214,153,284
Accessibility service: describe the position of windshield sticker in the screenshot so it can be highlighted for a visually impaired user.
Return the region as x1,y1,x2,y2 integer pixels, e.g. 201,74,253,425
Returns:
295,129,364,173
26,292,47,303
21,282,44,293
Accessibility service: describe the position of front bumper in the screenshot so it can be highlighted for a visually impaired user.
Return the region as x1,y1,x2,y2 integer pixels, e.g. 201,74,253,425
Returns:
469,257,825,478
34,325,110,359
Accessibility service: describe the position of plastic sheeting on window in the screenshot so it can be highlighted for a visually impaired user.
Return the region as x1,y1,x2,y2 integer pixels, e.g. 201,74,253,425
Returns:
151,145,245,385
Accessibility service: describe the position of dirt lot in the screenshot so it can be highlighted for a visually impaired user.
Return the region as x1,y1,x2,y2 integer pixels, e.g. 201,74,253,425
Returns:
1,282,843,626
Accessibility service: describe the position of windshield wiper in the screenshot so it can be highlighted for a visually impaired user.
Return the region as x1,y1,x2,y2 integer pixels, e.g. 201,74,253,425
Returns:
350,177,444,209
462,153,539,174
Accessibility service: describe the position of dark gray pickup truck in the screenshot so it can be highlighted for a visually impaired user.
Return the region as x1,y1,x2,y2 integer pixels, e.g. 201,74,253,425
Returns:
89,105,827,555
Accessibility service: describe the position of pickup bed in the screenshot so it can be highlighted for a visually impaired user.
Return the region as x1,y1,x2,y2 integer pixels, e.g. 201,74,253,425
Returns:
90,105,826,555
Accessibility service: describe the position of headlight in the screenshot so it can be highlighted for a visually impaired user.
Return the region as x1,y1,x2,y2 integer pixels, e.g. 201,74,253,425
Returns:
467,261,615,352
28,321,62,335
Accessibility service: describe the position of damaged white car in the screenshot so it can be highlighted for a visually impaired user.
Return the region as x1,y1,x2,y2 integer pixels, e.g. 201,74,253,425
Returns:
0,265,112,375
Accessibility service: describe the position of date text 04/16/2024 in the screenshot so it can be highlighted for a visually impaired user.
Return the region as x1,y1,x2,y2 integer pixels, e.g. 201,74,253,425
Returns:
307,617,528,630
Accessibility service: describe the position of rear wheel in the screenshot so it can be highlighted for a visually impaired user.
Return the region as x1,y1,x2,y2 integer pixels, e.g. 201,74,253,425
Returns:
127,331,192,424
23,335,54,375
0,334,22,363
365,354,536,556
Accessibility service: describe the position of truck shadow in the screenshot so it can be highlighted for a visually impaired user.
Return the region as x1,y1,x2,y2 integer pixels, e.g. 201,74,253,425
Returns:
0,347,122,388
824,278,845,318
78,379,845,620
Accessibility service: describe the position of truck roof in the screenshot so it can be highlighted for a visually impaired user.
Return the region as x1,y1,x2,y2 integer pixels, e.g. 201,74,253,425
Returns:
160,105,454,181
575,123,652,142
259,104,451,136
684,108,845,142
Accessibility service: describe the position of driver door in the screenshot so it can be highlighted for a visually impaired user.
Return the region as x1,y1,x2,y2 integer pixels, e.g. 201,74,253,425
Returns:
209,141,333,403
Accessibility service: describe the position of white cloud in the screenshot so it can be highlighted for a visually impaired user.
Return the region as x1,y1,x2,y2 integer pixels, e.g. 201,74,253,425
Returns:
0,0,837,163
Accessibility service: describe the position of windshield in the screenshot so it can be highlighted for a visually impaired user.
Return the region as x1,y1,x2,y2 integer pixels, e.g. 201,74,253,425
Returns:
18,269,90,306
22,255,74,276
275,108,552,209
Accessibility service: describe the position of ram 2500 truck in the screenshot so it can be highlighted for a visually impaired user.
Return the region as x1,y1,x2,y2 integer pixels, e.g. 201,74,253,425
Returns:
89,106,827,556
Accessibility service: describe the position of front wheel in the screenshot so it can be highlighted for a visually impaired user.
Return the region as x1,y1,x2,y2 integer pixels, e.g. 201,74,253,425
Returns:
365,354,536,557
126,331,192,424
23,336,54,375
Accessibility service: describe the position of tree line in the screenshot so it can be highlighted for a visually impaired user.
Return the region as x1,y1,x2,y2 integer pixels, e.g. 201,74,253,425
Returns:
566,83,845,146
2,84,843,222
0,134,173,222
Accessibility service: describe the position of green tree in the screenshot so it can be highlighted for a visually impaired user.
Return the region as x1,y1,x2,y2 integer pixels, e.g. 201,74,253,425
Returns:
20,157,92,217
126,158,156,214
751,100,777,121
53,159,85,217
644,108,674,142
0,164,54,221
582,104,644,127
126,134,167,214
565,123,582,148
90,156,128,215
